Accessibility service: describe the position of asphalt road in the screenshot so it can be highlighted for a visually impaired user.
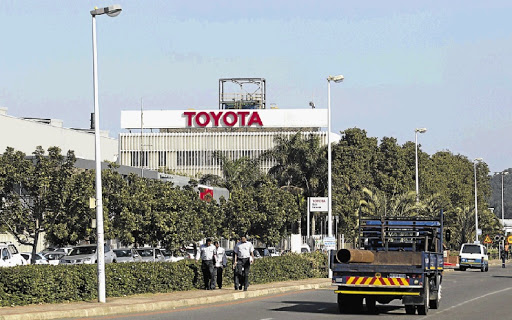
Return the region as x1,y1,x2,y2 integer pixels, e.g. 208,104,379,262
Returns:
69,265,512,320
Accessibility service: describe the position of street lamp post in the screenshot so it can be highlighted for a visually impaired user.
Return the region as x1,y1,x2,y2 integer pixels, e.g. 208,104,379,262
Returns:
473,158,483,243
414,128,427,203
327,75,344,239
326,75,343,279
90,4,122,304
498,171,509,230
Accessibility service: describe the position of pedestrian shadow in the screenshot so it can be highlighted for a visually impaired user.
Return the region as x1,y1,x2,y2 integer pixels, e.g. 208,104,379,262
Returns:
271,301,404,316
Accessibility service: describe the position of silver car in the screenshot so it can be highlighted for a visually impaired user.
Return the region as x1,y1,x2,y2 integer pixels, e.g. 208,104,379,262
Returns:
135,248,165,262
113,248,142,263
60,244,117,265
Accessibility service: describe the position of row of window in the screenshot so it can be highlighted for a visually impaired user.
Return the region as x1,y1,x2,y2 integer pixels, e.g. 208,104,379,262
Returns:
129,150,263,167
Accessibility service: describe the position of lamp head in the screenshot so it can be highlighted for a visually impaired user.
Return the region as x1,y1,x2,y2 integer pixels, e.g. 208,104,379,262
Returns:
327,75,344,83
415,128,427,133
474,157,483,163
91,4,122,17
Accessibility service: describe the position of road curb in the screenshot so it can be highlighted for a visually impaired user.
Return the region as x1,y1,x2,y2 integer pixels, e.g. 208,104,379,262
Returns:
0,280,331,320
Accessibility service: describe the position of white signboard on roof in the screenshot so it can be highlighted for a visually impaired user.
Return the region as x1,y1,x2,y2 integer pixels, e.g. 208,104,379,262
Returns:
121,109,328,129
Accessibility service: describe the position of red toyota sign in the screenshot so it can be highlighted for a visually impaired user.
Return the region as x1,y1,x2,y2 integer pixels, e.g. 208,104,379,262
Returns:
183,111,263,127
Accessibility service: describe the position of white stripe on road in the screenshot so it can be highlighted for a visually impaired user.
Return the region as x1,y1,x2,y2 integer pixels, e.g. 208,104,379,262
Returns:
418,287,512,320
260,318,274,320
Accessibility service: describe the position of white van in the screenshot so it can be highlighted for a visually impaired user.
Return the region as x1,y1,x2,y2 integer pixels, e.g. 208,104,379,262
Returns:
459,243,488,272
0,242,27,267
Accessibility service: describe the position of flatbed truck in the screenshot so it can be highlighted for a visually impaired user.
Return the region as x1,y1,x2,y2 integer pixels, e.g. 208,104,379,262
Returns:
330,212,444,315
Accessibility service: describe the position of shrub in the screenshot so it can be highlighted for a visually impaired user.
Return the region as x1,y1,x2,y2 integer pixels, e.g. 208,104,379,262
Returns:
0,252,327,306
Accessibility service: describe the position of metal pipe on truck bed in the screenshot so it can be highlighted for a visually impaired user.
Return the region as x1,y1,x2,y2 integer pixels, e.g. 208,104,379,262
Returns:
336,249,375,263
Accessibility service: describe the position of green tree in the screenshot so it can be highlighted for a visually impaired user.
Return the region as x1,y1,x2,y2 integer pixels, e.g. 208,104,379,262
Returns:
0,146,77,263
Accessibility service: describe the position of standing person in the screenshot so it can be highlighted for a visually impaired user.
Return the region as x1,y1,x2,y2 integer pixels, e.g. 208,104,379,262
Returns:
214,241,227,289
198,238,216,290
233,236,254,291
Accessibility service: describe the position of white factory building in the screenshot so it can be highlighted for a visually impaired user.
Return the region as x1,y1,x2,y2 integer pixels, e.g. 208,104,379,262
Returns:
118,78,333,177
119,108,330,177
0,107,118,162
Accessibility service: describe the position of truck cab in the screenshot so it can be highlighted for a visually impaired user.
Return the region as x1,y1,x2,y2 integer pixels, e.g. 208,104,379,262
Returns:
458,243,488,272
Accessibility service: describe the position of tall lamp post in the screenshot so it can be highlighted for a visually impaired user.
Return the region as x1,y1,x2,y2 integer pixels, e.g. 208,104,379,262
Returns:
473,158,483,243
414,128,427,203
497,171,509,230
327,75,344,240
90,4,122,303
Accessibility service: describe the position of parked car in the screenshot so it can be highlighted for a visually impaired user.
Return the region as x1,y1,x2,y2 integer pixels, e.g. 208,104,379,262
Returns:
41,246,73,255
300,244,311,253
267,247,280,257
225,249,234,260
0,242,27,267
20,252,49,265
43,252,66,265
459,243,489,272
254,247,269,258
113,248,142,263
60,244,117,265
161,249,187,262
135,248,165,262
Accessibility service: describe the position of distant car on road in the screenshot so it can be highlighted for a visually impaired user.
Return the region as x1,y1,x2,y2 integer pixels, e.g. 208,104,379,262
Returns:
113,248,142,263
60,244,117,265
459,243,488,272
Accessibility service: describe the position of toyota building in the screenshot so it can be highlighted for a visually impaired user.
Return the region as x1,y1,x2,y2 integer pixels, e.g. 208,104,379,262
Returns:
118,78,331,177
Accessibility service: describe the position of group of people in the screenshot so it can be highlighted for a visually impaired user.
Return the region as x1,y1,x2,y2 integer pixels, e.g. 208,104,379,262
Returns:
198,236,255,291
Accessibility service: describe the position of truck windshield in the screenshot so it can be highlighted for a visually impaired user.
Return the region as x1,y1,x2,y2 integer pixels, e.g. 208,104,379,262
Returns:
461,245,481,254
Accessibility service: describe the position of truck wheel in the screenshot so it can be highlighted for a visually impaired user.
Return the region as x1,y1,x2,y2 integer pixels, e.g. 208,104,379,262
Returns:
430,285,441,309
459,267,466,271
405,305,416,314
337,294,362,314
337,294,347,314
485,263,489,272
417,281,430,315
366,297,378,314
481,264,485,272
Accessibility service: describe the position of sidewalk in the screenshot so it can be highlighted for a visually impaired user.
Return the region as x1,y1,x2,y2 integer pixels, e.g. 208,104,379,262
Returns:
0,278,332,320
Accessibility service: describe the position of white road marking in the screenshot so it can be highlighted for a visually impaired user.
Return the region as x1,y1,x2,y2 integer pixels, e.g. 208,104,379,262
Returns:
417,287,512,320
260,318,274,320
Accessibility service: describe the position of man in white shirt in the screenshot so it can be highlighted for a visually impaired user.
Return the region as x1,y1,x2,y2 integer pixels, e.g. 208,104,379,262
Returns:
213,241,227,289
198,238,216,290
233,236,254,291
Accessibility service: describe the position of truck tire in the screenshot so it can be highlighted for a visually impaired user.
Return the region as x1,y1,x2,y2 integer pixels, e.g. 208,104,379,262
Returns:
417,281,430,315
366,297,378,314
459,267,466,271
337,294,363,314
337,294,347,314
405,305,416,314
429,276,442,309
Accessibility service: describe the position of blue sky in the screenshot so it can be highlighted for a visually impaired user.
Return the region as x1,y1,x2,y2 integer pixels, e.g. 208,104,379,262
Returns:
1,1,511,173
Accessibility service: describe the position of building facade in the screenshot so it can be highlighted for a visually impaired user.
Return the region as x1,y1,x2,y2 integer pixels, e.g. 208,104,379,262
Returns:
0,108,118,162
119,108,330,177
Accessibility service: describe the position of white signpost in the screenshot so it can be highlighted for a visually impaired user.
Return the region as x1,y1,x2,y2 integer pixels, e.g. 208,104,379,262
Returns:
307,197,328,238
323,236,337,251
310,197,328,212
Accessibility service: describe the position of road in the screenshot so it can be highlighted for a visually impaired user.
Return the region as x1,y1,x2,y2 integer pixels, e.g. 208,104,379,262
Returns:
69,265,512,320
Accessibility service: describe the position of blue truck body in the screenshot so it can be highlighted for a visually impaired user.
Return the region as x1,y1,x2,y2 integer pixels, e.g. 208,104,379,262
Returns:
331,212,444,315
